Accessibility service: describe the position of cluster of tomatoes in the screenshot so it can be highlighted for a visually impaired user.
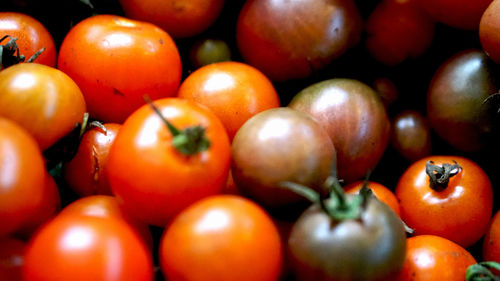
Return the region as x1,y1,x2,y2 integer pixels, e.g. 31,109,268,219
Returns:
1,0,500,280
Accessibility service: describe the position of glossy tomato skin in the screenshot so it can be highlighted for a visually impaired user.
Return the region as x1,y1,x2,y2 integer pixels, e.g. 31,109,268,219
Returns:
418,0,492,30
0,12,56,67
0,237,26,281
397,235,477,281
177,61,280,141
479,0,500,63
160,195,283,281
119,0,225,38
58,14,182,123
236,0,362,81
23,214,154,281
106,98,231,227
344,180,401,217
0,63,86,150
426,49,497,152
288,78,390,184
396,156,493,248
231,107,335,211
391,110,432,162
483,210,500,271
288,195,406,281
365,0,435,66
64,123,121,197
0,117,46,237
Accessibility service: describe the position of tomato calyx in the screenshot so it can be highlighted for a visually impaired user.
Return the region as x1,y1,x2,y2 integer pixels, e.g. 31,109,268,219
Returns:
144,96,210,156
466,261,500,281
425,160,461,191
0,35,44,69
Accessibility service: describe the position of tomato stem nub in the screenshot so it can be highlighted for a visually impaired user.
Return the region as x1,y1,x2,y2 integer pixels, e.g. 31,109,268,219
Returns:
425,160,461,191
466,262,500,281
0,35,44,69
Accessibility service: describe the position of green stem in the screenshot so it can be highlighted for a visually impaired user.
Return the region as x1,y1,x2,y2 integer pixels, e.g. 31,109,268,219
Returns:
466,262,500,281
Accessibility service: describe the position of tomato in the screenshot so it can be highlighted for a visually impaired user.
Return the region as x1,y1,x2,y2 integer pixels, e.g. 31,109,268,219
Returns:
0,63,86,150
119,0,225,38
288,78,390,184
57,195,153,250
23,214,153,281
0,237,26,281
396,155,493,248
483,210,500,269
418,0,492,30
372,77,399,108
57,14,182,123
344,180,401,217
479,0,500,63
391,110,432,162
397,235,477,281
236,0,362,81
0,117,46,237
106,98,231,227
189,38,232,68
177,61,280,141
365,0,434,66
426,49,497,152
0,12,56,68
160,195,283,281
231,107,335,212
64,123,121,197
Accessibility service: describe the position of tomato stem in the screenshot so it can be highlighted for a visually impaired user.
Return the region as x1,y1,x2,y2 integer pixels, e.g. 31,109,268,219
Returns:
144,95,210,156
425,160,461,191
466,262,500,281
0,35,44,68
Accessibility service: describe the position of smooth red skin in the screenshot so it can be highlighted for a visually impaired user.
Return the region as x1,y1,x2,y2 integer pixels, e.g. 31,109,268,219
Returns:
160,195,283,281
397,235,477,281
57,15,182,123
480,0,500,63
344,180,401,217
0,12,56,67
236,0,362,81
119,0,225,38
391,110,432,162
0,118,46,237
23,215,154,281
419,0,492,30
64,123,121,197
0,237,26,281
0,63,87,150
483,210,500,275
288,78,390,184
396,156,493,248
365,0,434,66
57,195,153,251
106,98,231,227
177,61,280,141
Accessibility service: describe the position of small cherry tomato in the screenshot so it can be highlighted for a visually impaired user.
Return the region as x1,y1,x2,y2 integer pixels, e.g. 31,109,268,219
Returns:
483,210,500,274
391,110,432,162
418,0,492,30
479,0,500,63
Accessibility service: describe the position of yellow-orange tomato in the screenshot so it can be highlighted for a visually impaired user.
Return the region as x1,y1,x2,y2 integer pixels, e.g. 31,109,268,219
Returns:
177,61,280,141
344,180,401,217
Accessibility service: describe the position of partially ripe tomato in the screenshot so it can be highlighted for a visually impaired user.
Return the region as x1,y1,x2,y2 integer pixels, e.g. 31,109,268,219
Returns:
391,110,432,162
418,0,493,30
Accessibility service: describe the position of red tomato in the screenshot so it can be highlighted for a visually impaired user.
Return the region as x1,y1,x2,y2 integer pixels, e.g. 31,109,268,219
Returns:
0,117,46,237
344,180,401,217
106,98,231,227
397,235,477,281
0,237,26,281
479,0,500,63
64,123,121,197
23,214,153,281
119,0,225,38
483,210,500,269
396,156,493,248
57,14,182,122
0,12,56,67
418,0,493,29
160,195,283,281
0,63,87,150
177,61,280,141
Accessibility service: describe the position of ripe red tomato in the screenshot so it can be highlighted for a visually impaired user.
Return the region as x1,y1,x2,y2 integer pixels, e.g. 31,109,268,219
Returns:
0,63,87,150
64,123,121,197
0,237,26,281
483,210,500,268
397,235,477,281
0,12,56,67
106,98,231,227
160,195,283,281
344,180,401,217
57,14,182,123
0,117,47,237
396,156,493,248
119,0,225,38
418,0,492,30
479,0,500,63
177,61,280,141
23,214,154,281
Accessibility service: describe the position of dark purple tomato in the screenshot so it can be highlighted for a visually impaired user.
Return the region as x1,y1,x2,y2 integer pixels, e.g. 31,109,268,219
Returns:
391,110,432,162
288,78,390,184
